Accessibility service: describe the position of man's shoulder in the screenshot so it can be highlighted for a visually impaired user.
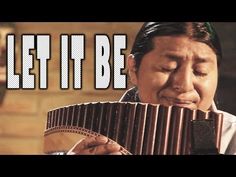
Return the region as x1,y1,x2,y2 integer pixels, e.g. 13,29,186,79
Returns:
217,110,236,154
119,87,140,102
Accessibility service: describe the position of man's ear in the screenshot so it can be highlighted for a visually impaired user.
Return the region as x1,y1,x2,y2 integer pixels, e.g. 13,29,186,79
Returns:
127,54,138,85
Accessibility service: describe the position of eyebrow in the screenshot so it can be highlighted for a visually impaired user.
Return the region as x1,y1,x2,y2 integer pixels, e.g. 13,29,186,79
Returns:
164,53,214,64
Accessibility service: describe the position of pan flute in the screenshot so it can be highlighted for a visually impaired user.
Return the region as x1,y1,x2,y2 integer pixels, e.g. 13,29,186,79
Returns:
44,102,223,155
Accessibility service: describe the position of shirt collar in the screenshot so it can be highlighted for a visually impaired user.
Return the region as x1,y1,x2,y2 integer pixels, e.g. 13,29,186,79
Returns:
210,101,218,112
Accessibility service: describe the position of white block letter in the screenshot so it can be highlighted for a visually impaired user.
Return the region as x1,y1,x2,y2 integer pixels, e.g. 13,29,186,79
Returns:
71,35,84,89
37,35,50,89
7,35,20,89
22,35,35,89
61,35,69,89
113,35,127,89
95,35,110,89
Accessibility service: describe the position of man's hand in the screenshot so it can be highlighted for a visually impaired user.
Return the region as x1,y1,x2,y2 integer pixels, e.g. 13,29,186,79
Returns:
67,136,122,155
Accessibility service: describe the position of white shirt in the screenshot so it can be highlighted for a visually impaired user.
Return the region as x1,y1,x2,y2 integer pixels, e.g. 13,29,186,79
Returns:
211,103,236,154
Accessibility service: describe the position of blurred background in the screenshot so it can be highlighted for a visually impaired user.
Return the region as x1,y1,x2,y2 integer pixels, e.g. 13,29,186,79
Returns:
0,22,235,154
212,23,236,115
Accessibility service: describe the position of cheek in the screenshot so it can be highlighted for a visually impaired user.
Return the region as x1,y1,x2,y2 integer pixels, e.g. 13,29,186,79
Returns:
137,72,169,102
196,76,218,110
138,72,168,90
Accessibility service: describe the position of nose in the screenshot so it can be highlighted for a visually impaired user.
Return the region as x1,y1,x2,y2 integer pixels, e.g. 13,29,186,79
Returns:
171,67,194,93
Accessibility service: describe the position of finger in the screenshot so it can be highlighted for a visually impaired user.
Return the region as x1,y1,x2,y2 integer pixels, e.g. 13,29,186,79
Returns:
87,143,121,155
86,136,108,147
109,151,123,155
72,136,108,153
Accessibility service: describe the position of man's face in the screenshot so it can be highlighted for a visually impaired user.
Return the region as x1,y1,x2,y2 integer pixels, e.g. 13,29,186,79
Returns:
128,36,218,111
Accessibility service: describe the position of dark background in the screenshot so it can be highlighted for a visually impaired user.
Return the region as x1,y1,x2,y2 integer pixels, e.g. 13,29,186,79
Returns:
213,23,236,115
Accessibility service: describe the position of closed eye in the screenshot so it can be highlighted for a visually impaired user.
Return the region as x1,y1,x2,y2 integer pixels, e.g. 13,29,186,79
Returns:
194,70,208,77
161,67,176,73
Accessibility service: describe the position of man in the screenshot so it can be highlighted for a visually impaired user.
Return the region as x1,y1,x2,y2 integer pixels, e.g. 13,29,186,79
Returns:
67,22,236,155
